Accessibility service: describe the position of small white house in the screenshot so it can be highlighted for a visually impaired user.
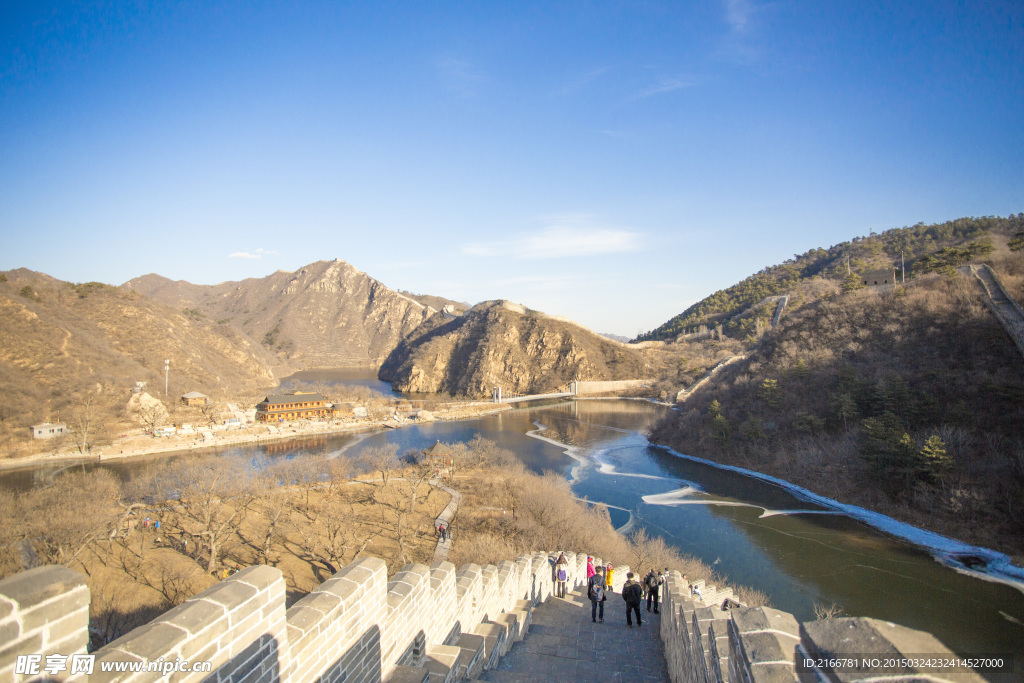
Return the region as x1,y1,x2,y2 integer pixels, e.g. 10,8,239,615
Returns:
31,423,66,439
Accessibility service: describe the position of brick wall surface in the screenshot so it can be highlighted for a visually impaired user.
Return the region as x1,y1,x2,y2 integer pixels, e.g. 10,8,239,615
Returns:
2,551,992,683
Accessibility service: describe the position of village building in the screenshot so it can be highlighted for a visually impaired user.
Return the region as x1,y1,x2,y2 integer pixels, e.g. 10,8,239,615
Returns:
255,391,330,422
30,423,66,439
180,391,210,406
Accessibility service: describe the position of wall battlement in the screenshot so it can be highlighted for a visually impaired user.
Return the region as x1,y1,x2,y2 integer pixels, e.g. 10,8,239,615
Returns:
0,552,992,682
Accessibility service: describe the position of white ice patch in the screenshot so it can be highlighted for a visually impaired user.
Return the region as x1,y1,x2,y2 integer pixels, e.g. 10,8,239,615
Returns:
526,420,590,484
999,611,1023,627
641,487,704,506
758,509,844,518
596,460,675,481
573,498,635,533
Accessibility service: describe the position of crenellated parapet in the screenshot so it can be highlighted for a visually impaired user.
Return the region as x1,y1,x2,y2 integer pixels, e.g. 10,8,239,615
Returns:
0,551,606,682
0,554,999,682
661,570,991,683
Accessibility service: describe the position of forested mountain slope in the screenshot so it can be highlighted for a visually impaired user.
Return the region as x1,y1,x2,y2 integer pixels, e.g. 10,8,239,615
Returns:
650,265,1024,558
637,214,1024,342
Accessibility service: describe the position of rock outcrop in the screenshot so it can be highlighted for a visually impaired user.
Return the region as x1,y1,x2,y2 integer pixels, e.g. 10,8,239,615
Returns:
380,300,655,397
126,260,450,371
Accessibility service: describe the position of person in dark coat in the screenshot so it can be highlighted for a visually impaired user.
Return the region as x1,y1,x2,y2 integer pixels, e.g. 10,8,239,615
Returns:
622,572,644,627
587,566,607,623
645,569,662,613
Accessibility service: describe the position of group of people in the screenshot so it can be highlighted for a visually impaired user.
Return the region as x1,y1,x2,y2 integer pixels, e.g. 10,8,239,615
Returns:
580,556,670,628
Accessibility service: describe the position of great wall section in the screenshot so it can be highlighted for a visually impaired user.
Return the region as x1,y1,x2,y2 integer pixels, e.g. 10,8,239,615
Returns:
0,550,993,682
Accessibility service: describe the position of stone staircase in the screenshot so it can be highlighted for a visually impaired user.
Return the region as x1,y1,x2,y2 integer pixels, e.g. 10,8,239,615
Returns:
387,586,670,683
474,587,668,682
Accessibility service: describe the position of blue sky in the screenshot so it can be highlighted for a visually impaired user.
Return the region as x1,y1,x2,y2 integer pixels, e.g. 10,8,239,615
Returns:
1,1,1021,337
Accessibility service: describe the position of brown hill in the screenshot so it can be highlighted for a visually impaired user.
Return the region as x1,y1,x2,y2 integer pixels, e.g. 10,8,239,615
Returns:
379,300,665,397
125,260,440,372
0,269,276,427
650,266,1024,557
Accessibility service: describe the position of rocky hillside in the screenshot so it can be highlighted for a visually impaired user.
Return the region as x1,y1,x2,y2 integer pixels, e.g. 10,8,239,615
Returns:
125,260,441,371
0,269,276,426
379,300,662,397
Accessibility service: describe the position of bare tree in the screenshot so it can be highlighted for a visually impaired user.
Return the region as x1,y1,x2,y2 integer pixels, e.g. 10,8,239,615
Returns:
360,444,400,487
163,458,252,574
402,456,435,514
65,394,100,454
138,401,166,434
17,469,120,574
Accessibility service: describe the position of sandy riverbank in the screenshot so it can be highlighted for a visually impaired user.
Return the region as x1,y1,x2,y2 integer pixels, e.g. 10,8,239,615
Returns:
0,402,513,472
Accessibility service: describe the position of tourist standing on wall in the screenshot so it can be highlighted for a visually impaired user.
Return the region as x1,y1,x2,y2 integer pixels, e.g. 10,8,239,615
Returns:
622,572,644,628
586,556,595,579
645,569,662,613
605,564,615,594
587,567,606,623
555,553,569,598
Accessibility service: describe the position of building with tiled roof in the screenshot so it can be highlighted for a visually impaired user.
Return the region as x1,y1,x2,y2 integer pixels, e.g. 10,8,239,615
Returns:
255,392,329,422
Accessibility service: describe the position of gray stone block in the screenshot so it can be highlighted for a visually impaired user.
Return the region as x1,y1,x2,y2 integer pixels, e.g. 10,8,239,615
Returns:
196,579,258,615
162,598,228,639
0,565,86,611
454,633,485,680
741,631,800,665
0,618,20,645
0,632,41,671
231,565,283,592
0,596,14,621
92,649,146,682
336,557,387,586
731,606,801,637
103,622,189,661
800,617,986,682
386,664,430,683
749,661,800,683
43,608,89,650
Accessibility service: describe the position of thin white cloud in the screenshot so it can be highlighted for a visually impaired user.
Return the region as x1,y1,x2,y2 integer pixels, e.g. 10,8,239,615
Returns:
228,248,277,260
521,226,640,258
633,76,694,100
438,57,487,96
462,218,643,260
724,0,754,32
556,65,612,96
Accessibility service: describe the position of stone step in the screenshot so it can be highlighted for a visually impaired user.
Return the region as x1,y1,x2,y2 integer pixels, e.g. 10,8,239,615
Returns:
453,632,486,680
471,586,668,681
386,664,430,683
424,643,462,683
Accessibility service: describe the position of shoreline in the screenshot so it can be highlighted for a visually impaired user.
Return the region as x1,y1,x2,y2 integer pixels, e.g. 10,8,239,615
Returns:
0,401,513,473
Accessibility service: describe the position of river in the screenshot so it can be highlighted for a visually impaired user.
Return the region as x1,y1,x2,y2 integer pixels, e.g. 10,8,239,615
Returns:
3,396,1022,673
